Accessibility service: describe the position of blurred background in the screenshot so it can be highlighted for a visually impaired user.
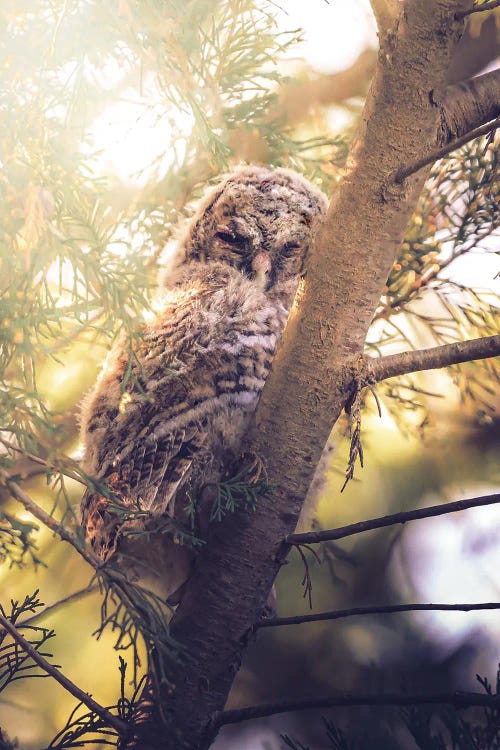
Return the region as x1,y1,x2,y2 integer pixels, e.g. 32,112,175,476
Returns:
0,1,499,747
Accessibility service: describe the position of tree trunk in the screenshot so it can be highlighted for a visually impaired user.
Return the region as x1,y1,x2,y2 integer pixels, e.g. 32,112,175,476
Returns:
124,2,475,748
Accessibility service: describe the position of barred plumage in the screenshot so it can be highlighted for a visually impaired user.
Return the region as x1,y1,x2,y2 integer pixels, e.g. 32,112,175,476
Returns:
80,166,327,602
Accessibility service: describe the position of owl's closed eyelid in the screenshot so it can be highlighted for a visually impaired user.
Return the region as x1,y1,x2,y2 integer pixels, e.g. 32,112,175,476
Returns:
215,228,247,252
281,241,303,256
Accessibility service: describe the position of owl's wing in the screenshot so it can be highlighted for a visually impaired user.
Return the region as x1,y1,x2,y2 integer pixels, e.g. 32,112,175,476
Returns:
82,422,203,561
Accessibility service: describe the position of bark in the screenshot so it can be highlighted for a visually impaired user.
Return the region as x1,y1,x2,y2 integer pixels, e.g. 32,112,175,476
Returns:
396,114,499,181
126,3,479,748
439,68,500,142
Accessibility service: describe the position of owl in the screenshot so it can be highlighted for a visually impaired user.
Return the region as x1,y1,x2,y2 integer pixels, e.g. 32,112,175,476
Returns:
80,165,327,603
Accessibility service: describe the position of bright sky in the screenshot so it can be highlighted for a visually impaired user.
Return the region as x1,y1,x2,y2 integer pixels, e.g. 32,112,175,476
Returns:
274,0,377,72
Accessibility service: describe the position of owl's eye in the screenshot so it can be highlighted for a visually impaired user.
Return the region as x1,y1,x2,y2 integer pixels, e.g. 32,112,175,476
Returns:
215,229,246,253
282,242,302,257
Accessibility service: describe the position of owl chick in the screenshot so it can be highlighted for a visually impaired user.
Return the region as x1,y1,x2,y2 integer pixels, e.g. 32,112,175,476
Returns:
80,165,327,603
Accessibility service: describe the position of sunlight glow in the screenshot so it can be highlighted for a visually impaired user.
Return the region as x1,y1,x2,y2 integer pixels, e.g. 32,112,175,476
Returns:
87,3,374,185
87,96,193,186
275,0,376,73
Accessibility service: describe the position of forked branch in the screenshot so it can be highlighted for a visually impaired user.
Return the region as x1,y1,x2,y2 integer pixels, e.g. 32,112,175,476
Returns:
441,69,500,141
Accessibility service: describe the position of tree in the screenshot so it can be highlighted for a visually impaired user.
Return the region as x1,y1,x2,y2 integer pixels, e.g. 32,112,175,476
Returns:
0,1,499,749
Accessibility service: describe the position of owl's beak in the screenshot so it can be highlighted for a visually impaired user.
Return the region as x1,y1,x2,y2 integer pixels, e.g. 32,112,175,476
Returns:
251,251,272,289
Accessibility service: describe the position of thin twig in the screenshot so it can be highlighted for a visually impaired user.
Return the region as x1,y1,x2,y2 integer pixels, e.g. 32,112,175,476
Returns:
0,470,98,568
0,611,128,736
0,439,86,485
296,546,319,609
394,116,499,183
286,493,500,546
366,334,500,382
20,583,100,625
213,691,500,728
457,0,500,18
255,602,500,630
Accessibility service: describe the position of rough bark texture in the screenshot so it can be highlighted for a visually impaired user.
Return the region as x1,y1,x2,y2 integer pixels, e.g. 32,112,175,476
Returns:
125,3,477,748
439,68,500,142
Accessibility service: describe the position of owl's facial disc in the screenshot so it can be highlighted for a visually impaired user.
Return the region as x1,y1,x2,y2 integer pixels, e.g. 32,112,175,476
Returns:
213,219,307,291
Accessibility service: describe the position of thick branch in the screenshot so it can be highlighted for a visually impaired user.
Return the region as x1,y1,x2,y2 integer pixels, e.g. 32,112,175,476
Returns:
287,493,500,546
440,68,500,143
367,334,500,382
256,602,500,629
214,691,500,728
271,50,377,128
264,19,499,135
0,611,127,735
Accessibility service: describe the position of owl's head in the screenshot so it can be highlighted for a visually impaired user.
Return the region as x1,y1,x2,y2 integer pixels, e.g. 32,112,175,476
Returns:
173,166,327,294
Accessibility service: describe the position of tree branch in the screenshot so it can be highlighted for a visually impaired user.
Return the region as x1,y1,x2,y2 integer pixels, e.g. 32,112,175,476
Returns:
286,493,500,547
256,18,500,137
214,691,500,728
366,334,500,382
0,470,98,569
395,116,499,183
253,29,500,143
457,1,500,18
0,611,128,736
271,50,377,129
255,602,500,630
0,439,86,485
440,68,500,144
